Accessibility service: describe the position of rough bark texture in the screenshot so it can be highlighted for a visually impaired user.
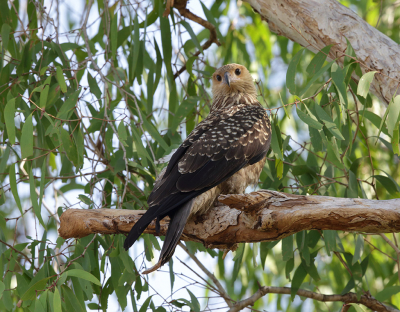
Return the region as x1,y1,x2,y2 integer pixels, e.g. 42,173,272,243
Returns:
59,190,400,249
244,0,400,104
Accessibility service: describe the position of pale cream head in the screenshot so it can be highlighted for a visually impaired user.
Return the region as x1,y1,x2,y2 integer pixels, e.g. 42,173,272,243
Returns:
211,63,257,100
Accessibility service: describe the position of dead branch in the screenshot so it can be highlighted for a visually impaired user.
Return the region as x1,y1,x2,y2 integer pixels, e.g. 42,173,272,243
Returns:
172,0,221,79
245,0,400,104
59,190,400,250
228,286,399,312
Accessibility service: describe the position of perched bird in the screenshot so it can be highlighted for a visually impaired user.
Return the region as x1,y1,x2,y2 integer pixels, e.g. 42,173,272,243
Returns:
124,64,272,273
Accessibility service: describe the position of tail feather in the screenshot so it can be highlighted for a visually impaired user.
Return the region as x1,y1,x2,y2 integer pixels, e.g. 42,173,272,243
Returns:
124,207,159,250
159,199,193,265
142,199,194,274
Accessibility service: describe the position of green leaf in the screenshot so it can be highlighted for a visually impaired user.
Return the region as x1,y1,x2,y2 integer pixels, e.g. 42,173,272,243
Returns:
1,24,11,54
187,289,200,312
299,61,335,97
131,125,150,167
29,169,45,227
315,104,344,140
4,98,15,145
21,113,34,159
331,63,348,108
270,126,283,160
200,2,223,43
57,89,80,120
309,128,323,152
130,14,140,80
87,73,102,101
21,277,51,300
291,264,307,300
357,71,377,99
232,243,245,281
170,97,199,132
186,56,196,77
56,66,67,93
285,257,294,280
78,194,92,205
387,95,400,136
9,165,23,214
66,269,101,286
0,281,4,299
286,49,304,95
373,175,400,196
282,235,294,261
347,303,366,312
111,13,118,60
159,6,172,73
53,287,62,312
118,122,128,146
180,21,202,53
60,128,79,167
139,296,152,312
352,234,364,265
375,285,400,302
141,117,169,151
296,108,323,130
306,45,333,75
323,230,336,256
393,124,400,156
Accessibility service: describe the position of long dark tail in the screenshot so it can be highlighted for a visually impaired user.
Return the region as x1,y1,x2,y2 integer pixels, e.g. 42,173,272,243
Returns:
141,199,194,274
124,206,159,251
158,199,193,266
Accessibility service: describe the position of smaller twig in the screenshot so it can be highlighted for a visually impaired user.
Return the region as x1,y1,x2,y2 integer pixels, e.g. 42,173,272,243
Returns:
179,243,233,307
174,8,221,79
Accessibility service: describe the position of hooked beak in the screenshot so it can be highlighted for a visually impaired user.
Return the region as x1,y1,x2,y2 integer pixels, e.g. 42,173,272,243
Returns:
224,72,230,87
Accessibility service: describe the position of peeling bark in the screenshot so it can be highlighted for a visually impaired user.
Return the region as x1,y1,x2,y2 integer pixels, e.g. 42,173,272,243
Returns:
59,190,400,249
244,0,400,104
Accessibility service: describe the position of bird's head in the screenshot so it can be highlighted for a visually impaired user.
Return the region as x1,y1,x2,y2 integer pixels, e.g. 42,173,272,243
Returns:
211,63,257,100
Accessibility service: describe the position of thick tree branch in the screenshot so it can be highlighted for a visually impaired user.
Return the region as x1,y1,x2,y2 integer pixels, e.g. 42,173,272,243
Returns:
244,0,400,104
228,286,399,312
59,190,400,250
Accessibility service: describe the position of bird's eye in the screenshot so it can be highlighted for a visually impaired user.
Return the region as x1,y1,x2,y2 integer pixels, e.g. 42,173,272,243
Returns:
216,75,222,81
235,68,241,76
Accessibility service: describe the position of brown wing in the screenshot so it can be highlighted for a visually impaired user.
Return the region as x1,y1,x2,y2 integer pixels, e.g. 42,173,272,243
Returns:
148,103,271,207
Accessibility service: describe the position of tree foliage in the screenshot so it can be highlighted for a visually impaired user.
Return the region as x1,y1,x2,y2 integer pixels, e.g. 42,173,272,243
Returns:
0,0,400,311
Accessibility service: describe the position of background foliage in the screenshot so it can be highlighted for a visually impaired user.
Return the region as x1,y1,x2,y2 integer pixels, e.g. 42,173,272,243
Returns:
1,0,400,311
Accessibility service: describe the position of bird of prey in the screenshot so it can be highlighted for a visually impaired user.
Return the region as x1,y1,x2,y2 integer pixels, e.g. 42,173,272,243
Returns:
124,63,271,273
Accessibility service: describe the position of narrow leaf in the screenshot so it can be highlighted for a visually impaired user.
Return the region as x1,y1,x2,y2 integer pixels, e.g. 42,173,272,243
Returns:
4,98,15,145
56,66,67,93
29,169,45,227
306,45,333,75
187,289,200,312
66,269,101,286
180,21,202,53
296,108,323,130
286,49,304,95
21,113,34,159
111,13,118,60
88,72,102,101
291,264,307,300
53,287,62,312
357,71,377,99
9,165,23,214
21,277,51,300
387,95,400,136
352,234,364,265
282,235,294,261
